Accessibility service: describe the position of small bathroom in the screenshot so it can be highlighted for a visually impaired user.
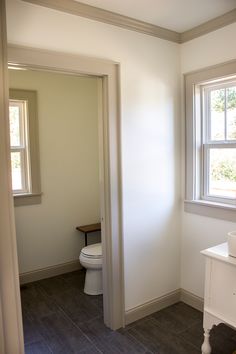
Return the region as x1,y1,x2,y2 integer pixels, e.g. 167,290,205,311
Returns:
9,66,105,351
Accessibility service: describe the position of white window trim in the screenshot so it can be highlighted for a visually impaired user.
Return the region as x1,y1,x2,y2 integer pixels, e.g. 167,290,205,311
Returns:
185,60,236,222
9,89,41,206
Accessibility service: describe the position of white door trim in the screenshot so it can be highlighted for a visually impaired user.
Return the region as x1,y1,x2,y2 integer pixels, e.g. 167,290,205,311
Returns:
0,2,25,353
1,43,124,352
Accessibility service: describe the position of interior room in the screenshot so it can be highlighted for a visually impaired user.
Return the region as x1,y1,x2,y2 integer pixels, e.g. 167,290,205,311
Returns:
1,0,236,353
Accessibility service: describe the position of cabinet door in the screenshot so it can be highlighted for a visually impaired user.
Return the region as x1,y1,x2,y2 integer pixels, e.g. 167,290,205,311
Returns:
209,259,236,325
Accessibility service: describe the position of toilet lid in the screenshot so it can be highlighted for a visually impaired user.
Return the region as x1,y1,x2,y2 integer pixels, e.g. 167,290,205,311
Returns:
81,243,102,258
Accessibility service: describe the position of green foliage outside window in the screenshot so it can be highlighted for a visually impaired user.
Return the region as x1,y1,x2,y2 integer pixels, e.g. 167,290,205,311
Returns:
212,160,236,182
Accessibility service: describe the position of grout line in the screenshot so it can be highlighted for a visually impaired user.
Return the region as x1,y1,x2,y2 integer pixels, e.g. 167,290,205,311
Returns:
123,329,155,354
58,308,103,353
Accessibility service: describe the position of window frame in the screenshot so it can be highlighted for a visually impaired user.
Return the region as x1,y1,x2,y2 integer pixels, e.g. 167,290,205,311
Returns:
9,99,31,194
185,60,236,222
9,89,41,206
201,82,236,205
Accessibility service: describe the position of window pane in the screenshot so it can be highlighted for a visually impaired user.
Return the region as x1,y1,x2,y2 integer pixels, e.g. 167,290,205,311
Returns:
226,86,236,140
209,148,236,199
9,105,21,146
11,152,22,190
210,89,225,140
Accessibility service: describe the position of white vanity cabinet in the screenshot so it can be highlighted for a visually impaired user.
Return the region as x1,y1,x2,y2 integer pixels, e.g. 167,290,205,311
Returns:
201,243,236,354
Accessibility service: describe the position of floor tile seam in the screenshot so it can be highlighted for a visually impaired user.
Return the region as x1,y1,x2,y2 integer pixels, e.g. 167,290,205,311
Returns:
35,310,101,354
128,316,201,351
75,317,150,354
123,316,155,332
56,306,103,353
150,314,202,335
36,282,58,300
177,332,202,352
76,314,101,327
24,338,54,353
124,328,155,353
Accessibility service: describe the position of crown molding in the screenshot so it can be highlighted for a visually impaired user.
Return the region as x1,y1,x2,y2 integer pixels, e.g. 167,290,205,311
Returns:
22,0,236,44
180,8,236,43
22,0,181,43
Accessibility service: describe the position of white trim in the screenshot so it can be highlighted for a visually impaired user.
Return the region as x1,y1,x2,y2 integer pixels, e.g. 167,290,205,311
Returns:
180,9,236,43
22,0,236,44
20,260,82,284
184,200,236,222
0,2,24,353
125,288,203,325
180,289,204,312
7,44,124,331
22,0,180,43
125,290,181,325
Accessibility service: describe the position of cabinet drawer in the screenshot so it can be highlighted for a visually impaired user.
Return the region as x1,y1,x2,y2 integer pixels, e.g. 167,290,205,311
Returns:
209,259,236,324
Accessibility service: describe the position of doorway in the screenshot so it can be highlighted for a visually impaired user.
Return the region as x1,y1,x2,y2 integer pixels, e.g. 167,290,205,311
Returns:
0,43,124,353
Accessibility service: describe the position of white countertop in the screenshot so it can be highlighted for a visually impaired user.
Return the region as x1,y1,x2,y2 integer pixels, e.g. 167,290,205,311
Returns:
201,242,236,266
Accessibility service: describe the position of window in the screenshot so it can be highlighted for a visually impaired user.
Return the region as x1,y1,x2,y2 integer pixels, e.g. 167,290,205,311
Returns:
185,61,236,222
9,89,41,206
202,81,236,204
9,99,30,194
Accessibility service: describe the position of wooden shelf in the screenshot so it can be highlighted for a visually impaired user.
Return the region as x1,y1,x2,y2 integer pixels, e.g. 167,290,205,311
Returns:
76,223,101,246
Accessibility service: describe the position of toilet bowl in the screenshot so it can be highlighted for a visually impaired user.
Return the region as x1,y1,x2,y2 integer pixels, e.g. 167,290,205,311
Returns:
79,243,102,295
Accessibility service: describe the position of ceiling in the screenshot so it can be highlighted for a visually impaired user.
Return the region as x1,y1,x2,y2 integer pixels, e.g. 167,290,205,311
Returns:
74,0,236,32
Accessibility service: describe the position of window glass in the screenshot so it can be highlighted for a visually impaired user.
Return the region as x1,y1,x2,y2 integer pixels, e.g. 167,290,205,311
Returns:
226,86,236,140
209,148,236,199
9,105,21,147
210,89,225,141
11,151,23,191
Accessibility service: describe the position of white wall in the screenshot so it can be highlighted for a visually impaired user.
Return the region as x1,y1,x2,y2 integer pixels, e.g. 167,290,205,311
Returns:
9,69,100,274
6,0,181,311
181,23,236,298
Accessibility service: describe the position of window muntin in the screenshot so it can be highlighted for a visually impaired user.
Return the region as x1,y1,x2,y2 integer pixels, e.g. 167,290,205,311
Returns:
202,81,236,204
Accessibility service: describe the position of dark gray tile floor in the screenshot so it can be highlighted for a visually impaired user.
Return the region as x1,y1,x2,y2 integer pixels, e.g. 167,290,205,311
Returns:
21,270,236,354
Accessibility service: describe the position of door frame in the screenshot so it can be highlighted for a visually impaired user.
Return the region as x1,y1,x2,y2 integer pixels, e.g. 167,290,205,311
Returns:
1,42,124,352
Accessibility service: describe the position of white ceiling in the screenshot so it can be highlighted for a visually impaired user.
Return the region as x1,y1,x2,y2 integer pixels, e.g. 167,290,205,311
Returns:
75,0,236,32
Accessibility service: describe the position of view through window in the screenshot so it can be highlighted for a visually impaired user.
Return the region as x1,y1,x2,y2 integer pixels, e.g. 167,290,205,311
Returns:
203,82,236,203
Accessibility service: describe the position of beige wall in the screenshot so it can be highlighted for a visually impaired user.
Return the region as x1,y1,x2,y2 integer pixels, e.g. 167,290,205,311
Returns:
9,69,100,274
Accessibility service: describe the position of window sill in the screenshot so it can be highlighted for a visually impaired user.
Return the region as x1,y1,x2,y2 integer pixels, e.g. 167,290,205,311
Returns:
184,199,236,222
14,193,42,207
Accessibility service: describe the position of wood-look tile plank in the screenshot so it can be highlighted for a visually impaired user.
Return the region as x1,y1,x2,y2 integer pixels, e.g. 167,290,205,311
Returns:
127,317,201,354
21,273,236,354
151,302,202,334
61,270,86,292
35,311,98,353
178,321,203,350
37,275,71,297
78,316,152,354
22,313,44,345
24,340,52,354
21,283,59,319
53,287,102,323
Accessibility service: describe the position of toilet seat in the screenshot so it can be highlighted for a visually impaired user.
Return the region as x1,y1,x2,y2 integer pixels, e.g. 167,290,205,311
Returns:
81,243,102,259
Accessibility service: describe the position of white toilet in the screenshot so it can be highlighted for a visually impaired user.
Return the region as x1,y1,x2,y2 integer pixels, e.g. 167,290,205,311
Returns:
79,242,102,295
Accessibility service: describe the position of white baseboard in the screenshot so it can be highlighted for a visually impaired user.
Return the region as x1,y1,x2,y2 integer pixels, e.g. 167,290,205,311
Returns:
180,289,204,312
125,288,204,325
125,289,181,325
19,260,82,284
